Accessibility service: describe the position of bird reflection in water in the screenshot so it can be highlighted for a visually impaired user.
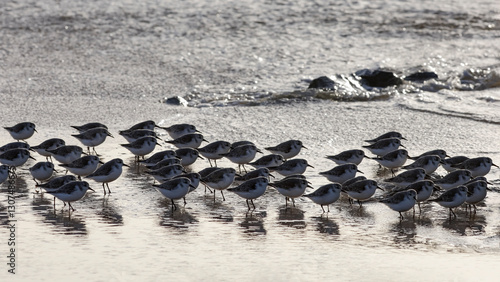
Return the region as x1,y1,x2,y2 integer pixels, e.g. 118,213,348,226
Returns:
239,211,267,236
278,207,306,229
311,216,339,235
159,208,198,230
97,196,124,227
390,218,417,246
442,213,486,236
42,210,87,236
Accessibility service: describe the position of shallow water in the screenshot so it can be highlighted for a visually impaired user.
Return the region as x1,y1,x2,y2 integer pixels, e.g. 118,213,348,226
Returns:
1,0,500,281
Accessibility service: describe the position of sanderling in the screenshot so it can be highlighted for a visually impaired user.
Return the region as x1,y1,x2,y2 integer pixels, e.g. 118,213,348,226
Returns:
379,189,417,219
402,154,440,174
201,167,238,201
384,168,426,187
342,176,367,188
222,144,262,173
326,149,365,166
393,180,436,212
86,158,128,194
31,138,66,161
165,133,207,149
264,139,307,160
271,158,314,176
228,177,269,210
35,174,78,205
121,136,160,161
319,163,362,184
46,181,94,211
71,122,108,133
282,174,308,181
72,127,113,155
269,177,312,207
153,177,193,210
231,140,255,148
464,176,491,186
364,131,406,143
248,154,284,169
0,141,31,153
410,149,448,160
4,122,37,141
36,175,77,192
433,169,472,191
342,179,381,207
47,145,84,164
160,123,200,139
29,161,56,184
146,164,185,182
235,167,273,182
441,156,469,172
370,149,409,173
303,183,342,213
0,165,9,184
175,148,203,166
428,186,468,218
119,129,159,143
144,158,181,170
139,150,177,166
59,155,102,180
451,157,498,177
0,148,35,167
465,180,489,212
197,166,220,193
362,137,404,156
174,172,201,193
198,141,232,167
198,167,220,178
122,120,158,132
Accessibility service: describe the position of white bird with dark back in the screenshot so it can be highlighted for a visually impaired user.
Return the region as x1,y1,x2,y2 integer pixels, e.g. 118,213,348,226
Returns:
86,158,128,194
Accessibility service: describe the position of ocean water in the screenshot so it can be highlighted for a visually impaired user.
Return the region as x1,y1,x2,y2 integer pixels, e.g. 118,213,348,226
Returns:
1,0,500,281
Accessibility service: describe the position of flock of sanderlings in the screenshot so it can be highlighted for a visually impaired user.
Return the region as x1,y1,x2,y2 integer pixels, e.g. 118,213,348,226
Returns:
1,121,498,219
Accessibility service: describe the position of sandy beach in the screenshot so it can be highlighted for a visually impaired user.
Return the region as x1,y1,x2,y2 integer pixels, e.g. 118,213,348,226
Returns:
2,0,500,280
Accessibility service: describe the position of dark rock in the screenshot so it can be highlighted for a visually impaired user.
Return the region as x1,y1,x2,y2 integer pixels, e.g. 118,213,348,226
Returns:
358,69,403,88
404,71,438,82
308,76,336,90
164,96,188,106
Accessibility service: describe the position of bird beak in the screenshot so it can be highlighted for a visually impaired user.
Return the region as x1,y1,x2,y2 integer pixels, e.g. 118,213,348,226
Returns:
123,163,130,167
197,155,205,160
256,148,263,154
302,145,308,150
492,163,499,168
307,164,315,168
269,173,276,178
400,144,407,148
88,187,95,192
203,138,209,143
99,161,104,164
357,169,364,174
377,186,384,191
